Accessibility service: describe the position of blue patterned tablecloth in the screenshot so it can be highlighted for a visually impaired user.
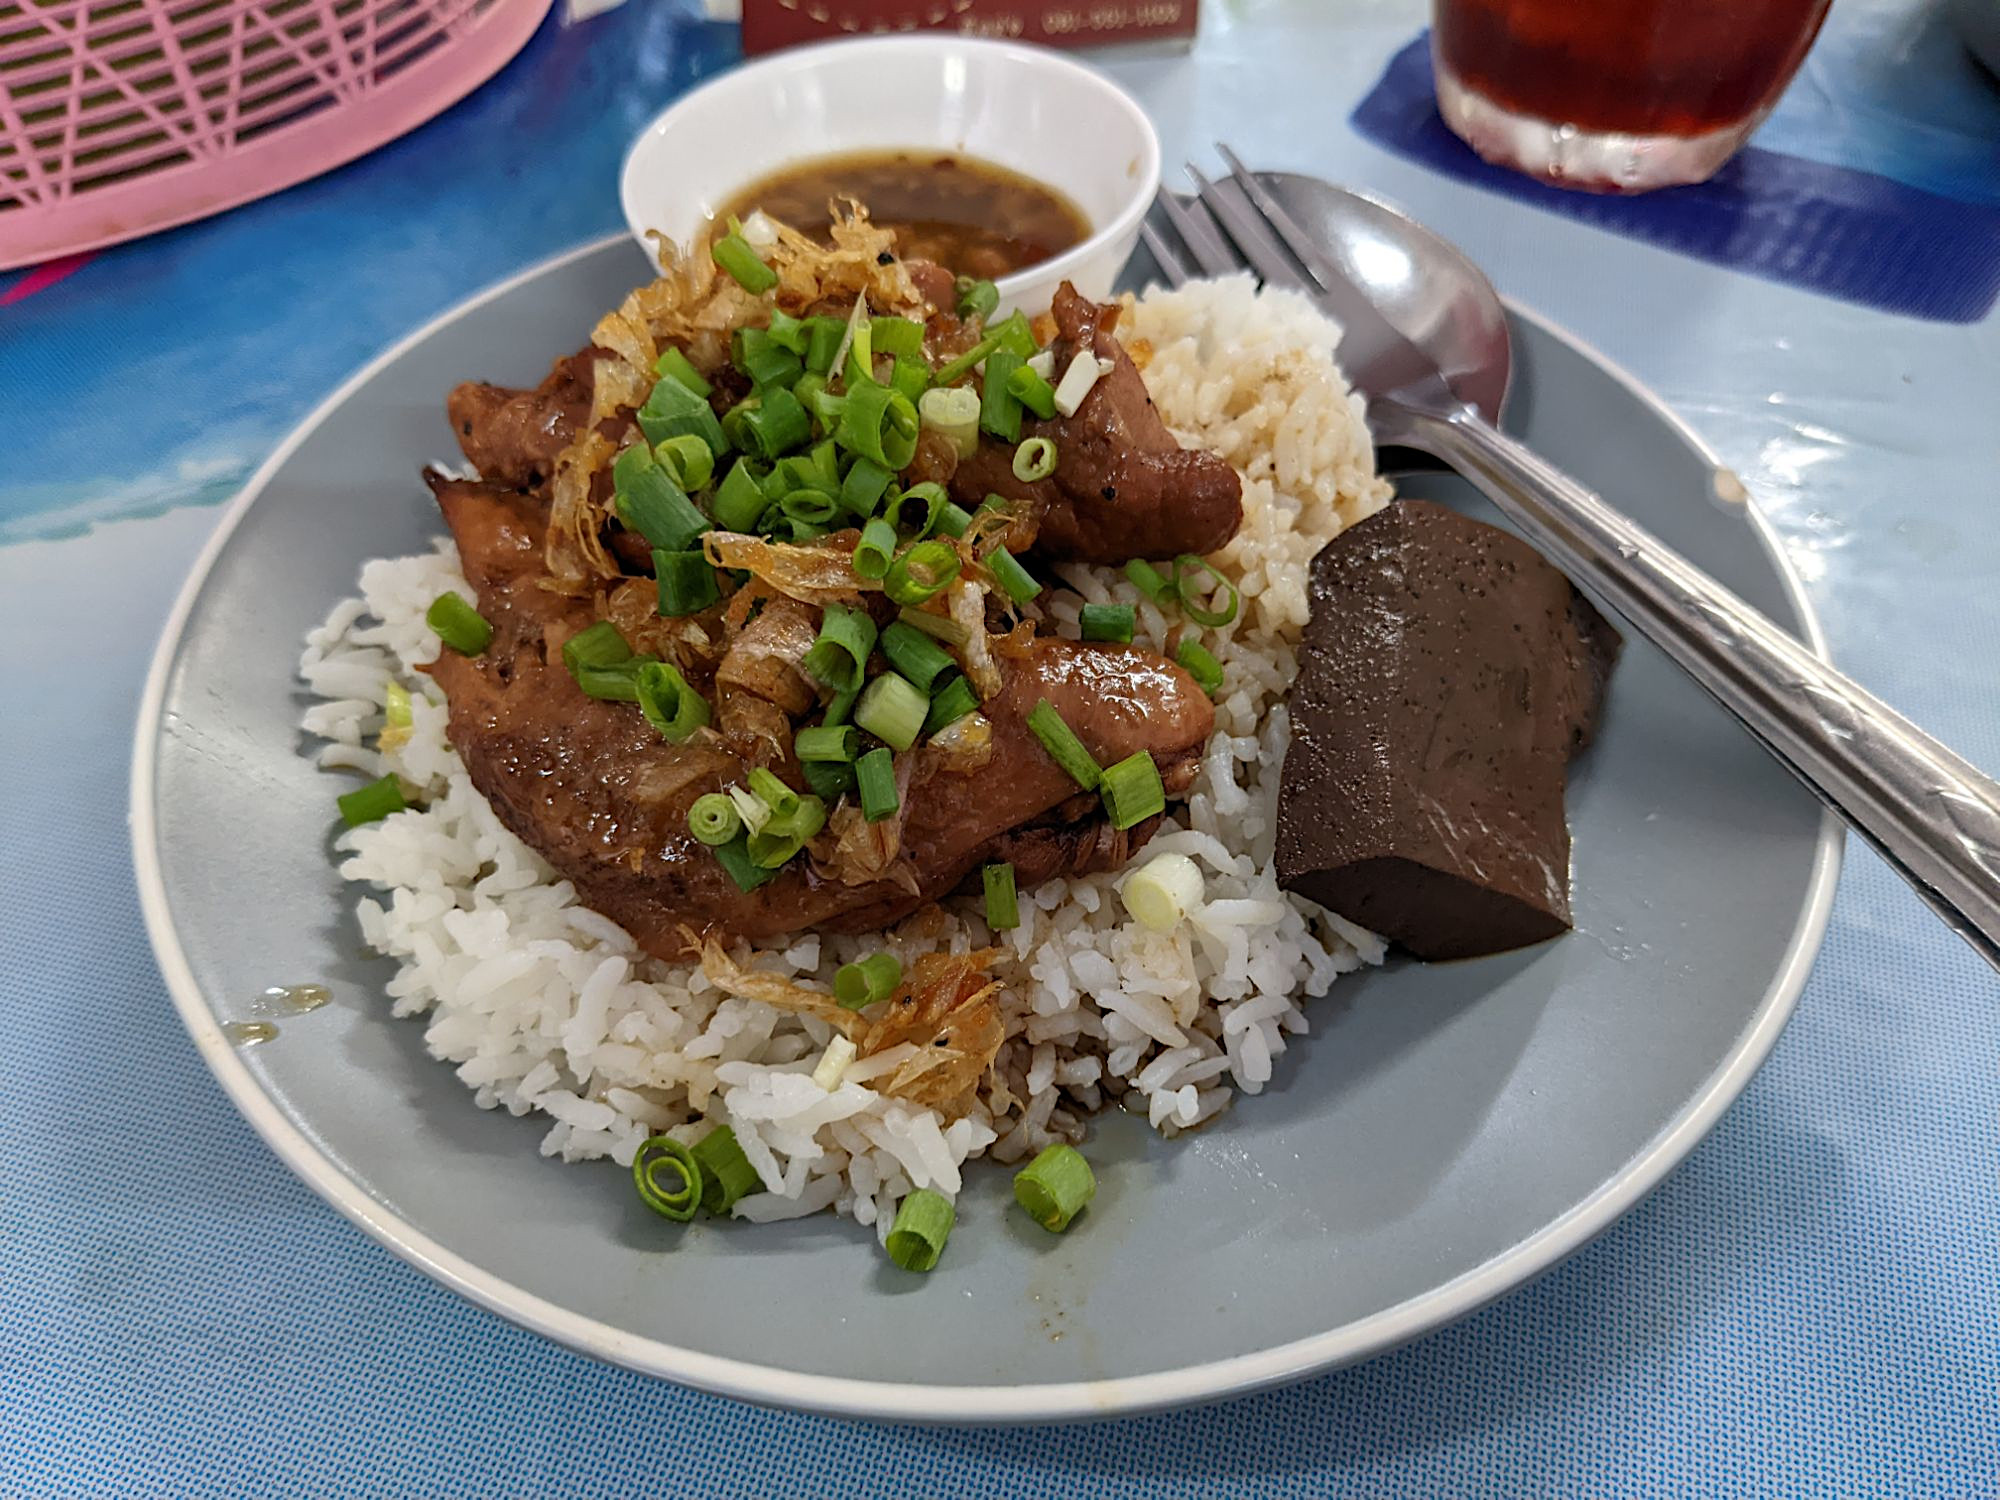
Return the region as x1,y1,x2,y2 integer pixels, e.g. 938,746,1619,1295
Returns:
4,0,1997,1492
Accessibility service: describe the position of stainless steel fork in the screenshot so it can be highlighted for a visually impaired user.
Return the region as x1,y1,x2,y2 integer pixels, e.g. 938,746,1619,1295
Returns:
1142,151,2000,975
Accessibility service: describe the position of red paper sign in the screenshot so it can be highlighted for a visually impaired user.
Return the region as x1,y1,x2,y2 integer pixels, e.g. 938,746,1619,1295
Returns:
740,0,1198,54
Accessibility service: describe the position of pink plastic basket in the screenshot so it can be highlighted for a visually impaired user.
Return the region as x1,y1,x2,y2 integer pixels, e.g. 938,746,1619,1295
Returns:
0,0,552,271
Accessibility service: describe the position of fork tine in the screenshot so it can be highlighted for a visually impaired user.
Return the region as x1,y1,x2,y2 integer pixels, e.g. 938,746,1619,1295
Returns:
1139,220,1192,288
1186,163,1310,294
1154,185,1242,279
1215,143,1341,296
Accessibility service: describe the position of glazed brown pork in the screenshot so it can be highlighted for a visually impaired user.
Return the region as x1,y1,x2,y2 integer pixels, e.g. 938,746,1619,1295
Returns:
447,350,595,489
424,474,1215,952
443,282,1239,569
947,283,1243,563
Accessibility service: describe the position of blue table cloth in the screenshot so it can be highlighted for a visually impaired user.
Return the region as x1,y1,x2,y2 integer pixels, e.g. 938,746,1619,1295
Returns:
4,1,1997,1492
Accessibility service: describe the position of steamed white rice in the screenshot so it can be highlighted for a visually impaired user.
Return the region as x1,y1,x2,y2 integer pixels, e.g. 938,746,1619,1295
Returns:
298,274,1392,1238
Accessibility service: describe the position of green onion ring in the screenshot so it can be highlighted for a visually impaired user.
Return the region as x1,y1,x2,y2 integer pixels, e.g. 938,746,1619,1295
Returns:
633,1135,705,1222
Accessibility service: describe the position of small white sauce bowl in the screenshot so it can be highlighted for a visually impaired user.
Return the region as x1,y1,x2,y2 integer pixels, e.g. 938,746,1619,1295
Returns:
620,35,1160,317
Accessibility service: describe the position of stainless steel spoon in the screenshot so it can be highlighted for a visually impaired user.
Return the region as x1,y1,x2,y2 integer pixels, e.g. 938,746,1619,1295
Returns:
1141,161,2000,974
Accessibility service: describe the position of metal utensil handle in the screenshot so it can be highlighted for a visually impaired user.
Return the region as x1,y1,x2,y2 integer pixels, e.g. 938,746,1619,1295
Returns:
1383,399,2000,974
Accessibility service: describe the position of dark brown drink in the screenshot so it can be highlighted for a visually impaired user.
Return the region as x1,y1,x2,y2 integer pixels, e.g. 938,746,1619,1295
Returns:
1432,0,1833,192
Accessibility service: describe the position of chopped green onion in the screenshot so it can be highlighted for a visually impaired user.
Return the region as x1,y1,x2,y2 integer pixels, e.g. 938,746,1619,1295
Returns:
687,792,742,846
806,438,842,489
931,334,999,388
983,861,1020,930
1005,362,1059,420
1176,637,1225,697
1052,349,1109,416
956,276,999,322
338,773,405,828
854,517,898,580
655,433,715,492
985,546,1041,604
823,686,859,726
1122,850,1205,931
720,398,758,455
796,723,859,762
1027,700,1100,789
807,386,849,433
748,792,826,868
729,784,771,836
634,1135,704,1222
1124,558,1178,607
889,354,929,402
635,661,711,743
654,548,721,617
917,384,982,460
836,381,920,471
803,316,846,375
425,591,491,656
934,501,975,539
800,758,857,802
1099,750,1166,829
764,308,808,354
747,766,798,823
878,620,955,691
739,386,811,459
654,345,712,397
1079,602,1135,643
732,325,803,389
839,456,894,519
765,454,813,497
728,792,772,840
856,746,899,822
613,444,708,551
691,1125,762,1214
380,680,413,750
1173,554,1241,627
713,456,772,532
854,672,927,751
843,314,874,390
637,375,728,457
979,349,1024,444
779,488,838,529
872,315,925,359
713,834,778,891
812,1035,858,1090
834,951,902,1009
924,673,980,735
794,371,829,424
1013,1144,1095,1232
887,481,948,538
711,231,778,294
1011,435,1058,483
561,620,631,677
885,1187,954,1272
883,539,962,607
803,603,878,695
573,657,652,702
990,310,1038,358
899,605,971,648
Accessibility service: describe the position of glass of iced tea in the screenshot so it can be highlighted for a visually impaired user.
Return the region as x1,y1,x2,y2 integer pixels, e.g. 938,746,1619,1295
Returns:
1432,0,1833,193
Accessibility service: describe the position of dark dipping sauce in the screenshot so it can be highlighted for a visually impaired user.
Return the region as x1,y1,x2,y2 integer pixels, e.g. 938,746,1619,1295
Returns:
718,149,1090,282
